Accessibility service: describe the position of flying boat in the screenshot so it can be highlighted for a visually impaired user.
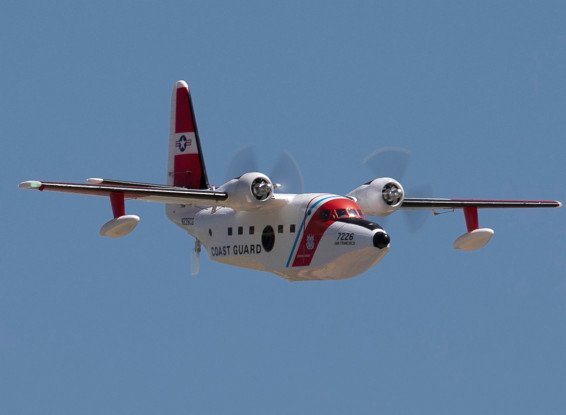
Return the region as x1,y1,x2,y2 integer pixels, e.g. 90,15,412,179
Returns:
20,81,562,281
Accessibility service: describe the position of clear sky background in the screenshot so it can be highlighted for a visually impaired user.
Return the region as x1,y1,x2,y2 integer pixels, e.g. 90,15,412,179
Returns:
2,1,565,414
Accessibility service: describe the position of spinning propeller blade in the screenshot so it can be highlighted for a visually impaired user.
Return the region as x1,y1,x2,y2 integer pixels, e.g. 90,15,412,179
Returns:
225,146,304,194
403,183,434,233
191,239,201,276
270,150,305,194
225,145,259,179
363,147,411,180
364,147,433,233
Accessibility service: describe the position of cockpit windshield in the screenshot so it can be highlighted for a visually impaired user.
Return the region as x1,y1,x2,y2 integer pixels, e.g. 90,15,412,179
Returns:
319,207,364,221
336,208,348,218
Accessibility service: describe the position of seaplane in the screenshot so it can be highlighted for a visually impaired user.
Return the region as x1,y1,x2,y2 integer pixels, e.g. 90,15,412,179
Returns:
19,81,562,281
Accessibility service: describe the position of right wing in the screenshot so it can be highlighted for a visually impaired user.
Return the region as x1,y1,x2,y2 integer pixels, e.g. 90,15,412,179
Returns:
20,178,230,238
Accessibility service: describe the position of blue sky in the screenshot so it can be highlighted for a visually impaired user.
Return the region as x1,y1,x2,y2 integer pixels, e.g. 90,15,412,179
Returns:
2,1,565,414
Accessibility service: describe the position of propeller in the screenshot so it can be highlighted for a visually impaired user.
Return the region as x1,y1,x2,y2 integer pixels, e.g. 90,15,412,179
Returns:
403,183,434,233
191,238,201,276
225,146,304,194
271,150,305,194
363,147,411,181
363,147,433,233
225,145,258,179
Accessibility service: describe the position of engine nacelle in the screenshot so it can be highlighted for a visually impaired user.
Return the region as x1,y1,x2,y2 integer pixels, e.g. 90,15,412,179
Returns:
347,177,405,216
218,172,274,210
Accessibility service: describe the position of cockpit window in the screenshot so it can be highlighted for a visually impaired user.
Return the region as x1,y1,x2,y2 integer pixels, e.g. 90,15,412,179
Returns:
319,210,331,220
347,208,358,217
316,203,364,222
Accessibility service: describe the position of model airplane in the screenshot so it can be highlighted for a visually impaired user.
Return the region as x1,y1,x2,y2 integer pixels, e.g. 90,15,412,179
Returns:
20,81,562,281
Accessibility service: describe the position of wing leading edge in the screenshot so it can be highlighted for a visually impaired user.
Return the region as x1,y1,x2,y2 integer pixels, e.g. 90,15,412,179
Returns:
401,198,561,209
19,180,227,205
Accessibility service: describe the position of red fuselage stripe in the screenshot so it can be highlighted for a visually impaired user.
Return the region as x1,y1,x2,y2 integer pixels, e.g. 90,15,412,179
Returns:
291,197,363,267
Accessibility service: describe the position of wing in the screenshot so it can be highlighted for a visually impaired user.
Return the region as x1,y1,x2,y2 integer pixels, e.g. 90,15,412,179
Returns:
19,178,230,238
399,196,561,251
19,179,228,205
401,197,561,209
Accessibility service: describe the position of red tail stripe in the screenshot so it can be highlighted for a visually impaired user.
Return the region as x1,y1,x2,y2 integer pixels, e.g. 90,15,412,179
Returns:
175,87,195,133
174,154,202,189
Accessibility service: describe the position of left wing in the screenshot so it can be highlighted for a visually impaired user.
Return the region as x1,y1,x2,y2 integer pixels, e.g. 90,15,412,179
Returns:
19,179,228,205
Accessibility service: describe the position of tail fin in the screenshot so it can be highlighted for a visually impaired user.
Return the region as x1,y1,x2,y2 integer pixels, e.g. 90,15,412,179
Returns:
167,80,210,189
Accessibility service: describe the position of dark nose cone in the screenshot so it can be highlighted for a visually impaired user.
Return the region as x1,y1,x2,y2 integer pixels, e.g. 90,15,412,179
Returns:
373,232,390,249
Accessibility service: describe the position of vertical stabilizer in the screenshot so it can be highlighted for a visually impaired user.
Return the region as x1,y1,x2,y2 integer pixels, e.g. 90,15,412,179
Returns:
167,81,209,189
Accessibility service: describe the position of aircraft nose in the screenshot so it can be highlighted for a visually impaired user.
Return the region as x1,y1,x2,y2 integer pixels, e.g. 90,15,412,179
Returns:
373,231,390,249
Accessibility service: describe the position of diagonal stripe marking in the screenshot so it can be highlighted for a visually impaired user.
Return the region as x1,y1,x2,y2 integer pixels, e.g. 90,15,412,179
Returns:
285,195,336,267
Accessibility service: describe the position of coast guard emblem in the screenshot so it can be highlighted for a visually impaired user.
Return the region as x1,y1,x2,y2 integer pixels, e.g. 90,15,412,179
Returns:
306,234,315,250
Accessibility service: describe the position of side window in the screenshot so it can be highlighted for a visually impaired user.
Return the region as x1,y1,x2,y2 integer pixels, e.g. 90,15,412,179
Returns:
290,224,296,233
261,226,275,252
238,226,243,235
228,227,232,236
249,226,255,235
336,209,347,218
278,225,284,233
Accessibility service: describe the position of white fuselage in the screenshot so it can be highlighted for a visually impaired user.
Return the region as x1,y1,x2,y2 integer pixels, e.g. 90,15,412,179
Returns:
166,193,390,281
